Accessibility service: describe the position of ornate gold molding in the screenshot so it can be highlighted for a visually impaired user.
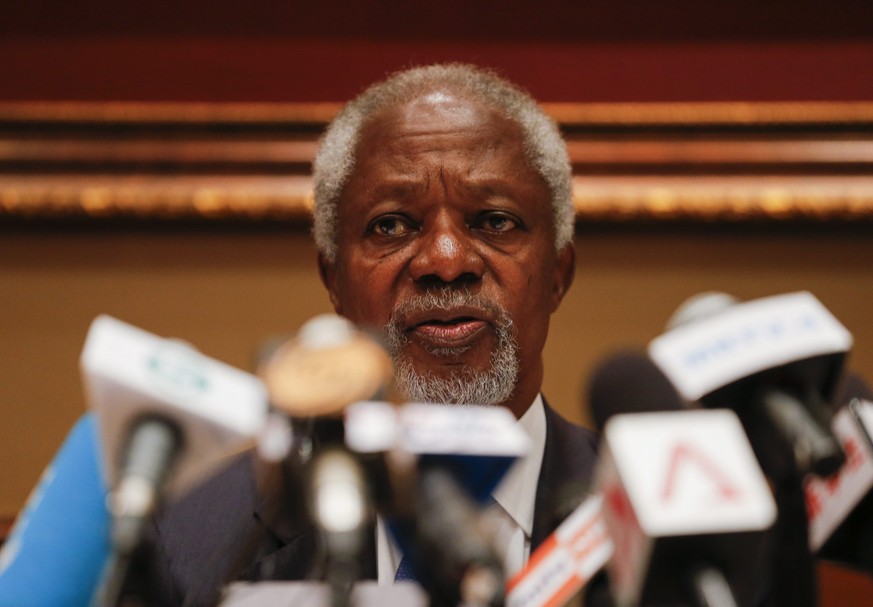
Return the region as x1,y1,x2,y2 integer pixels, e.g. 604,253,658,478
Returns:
547,101,873,126
2,101,872,224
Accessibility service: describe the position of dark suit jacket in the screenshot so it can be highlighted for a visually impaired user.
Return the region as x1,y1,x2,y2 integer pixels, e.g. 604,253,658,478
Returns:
146,402,598,606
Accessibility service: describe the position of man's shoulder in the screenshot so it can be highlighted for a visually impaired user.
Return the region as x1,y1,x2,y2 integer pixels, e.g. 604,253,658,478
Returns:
148,451,264,605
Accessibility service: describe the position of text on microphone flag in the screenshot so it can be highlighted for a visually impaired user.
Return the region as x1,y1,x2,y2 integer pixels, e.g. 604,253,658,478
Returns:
661,442,742,504
601,409,775,535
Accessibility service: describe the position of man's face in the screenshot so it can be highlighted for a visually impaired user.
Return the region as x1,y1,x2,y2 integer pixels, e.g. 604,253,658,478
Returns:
319,91,574,417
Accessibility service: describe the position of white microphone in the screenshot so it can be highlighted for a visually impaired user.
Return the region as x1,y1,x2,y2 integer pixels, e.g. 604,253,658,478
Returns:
805,374,873,572
80,314,268,602
587,350,776,607
595,408,777,607
346,400,530,607
649,291,850,480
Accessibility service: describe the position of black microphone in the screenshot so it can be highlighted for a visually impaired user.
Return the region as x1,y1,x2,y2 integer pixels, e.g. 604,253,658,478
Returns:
259,312,521,607
587,348,687,430
178,315,394,607
259,314,394,607
414,466,504,607
308,446,372,603
590,350,776,607
806,373,873,574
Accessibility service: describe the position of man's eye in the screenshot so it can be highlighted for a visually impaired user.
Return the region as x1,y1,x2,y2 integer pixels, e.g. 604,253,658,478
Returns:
370,216,412,236
476,212,519,233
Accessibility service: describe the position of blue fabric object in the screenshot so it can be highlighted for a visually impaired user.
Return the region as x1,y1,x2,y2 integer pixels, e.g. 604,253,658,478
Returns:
0,413,111,607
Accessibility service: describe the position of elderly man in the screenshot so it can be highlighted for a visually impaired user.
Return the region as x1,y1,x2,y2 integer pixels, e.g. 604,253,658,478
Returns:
149,64,598,605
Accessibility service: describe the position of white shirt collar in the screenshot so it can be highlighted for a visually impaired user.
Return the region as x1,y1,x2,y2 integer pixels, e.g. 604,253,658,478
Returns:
491,394,547,537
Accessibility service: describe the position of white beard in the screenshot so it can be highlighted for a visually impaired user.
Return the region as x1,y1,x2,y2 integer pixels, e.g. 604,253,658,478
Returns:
384,288,519,406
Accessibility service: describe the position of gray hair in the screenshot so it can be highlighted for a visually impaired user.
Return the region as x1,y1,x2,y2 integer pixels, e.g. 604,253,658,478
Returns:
312,63,574,262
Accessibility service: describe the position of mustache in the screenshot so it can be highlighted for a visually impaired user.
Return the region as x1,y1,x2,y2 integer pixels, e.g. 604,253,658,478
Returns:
388,287,505,328
385,287,520,406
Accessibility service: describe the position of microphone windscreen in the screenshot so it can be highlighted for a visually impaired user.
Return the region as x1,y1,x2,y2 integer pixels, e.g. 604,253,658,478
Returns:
587,350,686,432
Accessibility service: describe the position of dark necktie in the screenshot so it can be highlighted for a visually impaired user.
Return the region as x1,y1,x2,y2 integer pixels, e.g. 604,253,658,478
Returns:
393,554,417,582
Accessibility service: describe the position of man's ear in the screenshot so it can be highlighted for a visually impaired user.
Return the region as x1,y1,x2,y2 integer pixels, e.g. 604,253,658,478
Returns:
317,253,343,314
551,244,576,312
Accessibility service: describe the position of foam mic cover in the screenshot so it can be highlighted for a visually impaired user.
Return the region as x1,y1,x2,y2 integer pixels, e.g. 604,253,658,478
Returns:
587,349,687,431
0,414,111,607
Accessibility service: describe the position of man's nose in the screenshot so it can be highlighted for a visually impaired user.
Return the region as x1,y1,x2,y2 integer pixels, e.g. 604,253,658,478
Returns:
408,218,484,285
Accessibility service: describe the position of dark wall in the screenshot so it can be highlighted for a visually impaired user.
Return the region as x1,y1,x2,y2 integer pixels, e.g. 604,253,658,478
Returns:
2,0,873,102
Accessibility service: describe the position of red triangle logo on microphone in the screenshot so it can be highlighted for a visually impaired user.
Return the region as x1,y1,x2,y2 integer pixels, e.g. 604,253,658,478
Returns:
661,443,742,503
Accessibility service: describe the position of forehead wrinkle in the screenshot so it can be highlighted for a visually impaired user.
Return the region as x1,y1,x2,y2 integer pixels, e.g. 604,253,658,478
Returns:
437,164,450,198
362,176,428,206
402,90,481,127
351,96,544,208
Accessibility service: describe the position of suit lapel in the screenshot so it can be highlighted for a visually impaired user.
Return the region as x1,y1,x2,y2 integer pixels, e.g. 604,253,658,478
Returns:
531,400,599,550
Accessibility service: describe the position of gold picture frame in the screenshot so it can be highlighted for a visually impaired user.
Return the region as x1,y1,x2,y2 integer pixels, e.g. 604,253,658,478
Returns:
2,101,872,224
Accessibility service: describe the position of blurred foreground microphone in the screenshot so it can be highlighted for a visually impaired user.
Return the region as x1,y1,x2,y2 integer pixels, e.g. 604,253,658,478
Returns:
0,415,109,607
415,467,504,607
260,314,393,607
649,291,850,481
80,315,268,604
805,374,873,573
590,351,777,607
346,400,528,607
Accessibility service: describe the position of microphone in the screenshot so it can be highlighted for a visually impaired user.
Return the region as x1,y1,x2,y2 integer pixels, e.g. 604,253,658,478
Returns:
0,414,111,607
648,291,854,607
507,493,613,607
346,400,530,607
414,466,504,607
649,291,851,481
308,446,371,603
587,348,687,430
259,314,394,607
506,349,688,607
589,351,777,607
805,373,873,573
80,314,268,603
231,313,522,607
